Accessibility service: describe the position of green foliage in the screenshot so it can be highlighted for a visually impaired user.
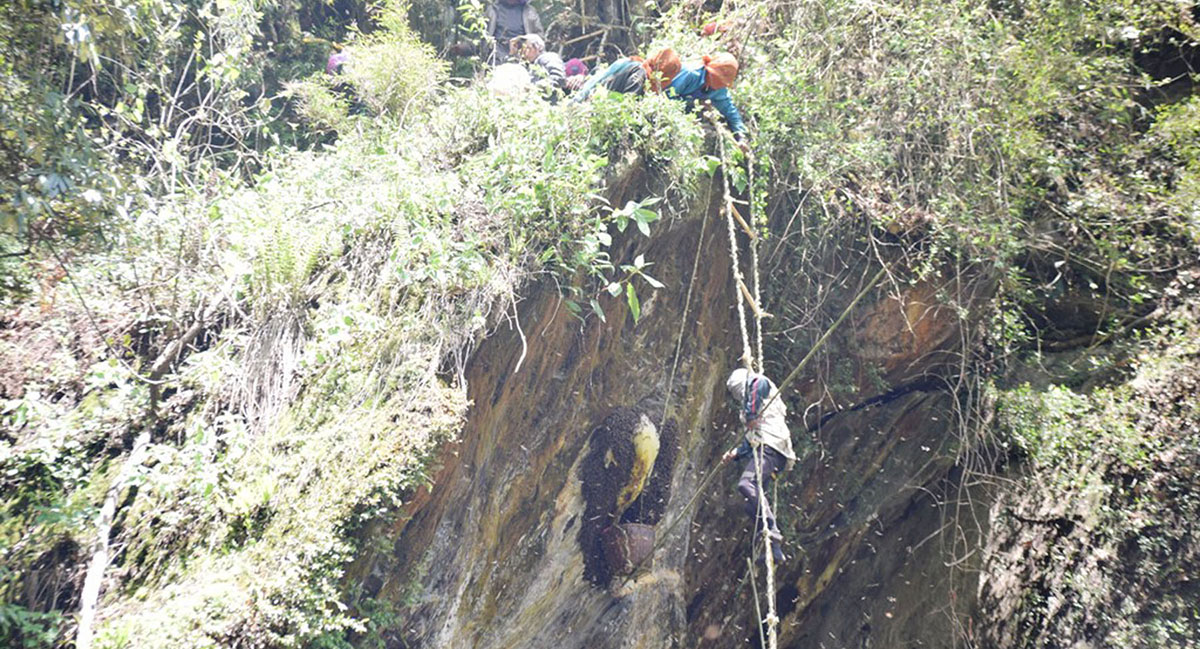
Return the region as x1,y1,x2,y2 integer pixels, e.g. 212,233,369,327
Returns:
339,2,448,118
0,0,117,239
612,197,662,238
286,77,354,134
345,596,401,649
1,3,710,643
0,0,370,272
0,602,62,649
661,0,1200,409
1151,95,1200,249
0,236,33,307
602,247,664,325
996,382,1147,481
288,1,450,132
455,0,488,45
984,306,1200,648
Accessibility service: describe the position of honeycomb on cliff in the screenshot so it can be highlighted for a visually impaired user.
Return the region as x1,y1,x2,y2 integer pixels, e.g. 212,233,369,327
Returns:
578,406,679,585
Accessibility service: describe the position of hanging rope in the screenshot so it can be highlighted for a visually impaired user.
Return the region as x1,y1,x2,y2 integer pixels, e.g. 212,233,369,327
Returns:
717,128,754,370
616,132,784,646
615,116,885,648
748,156,764,375
755,443,780,649
617,261,886,622
658,179,713,432
717,125,775,646
534,123,889,646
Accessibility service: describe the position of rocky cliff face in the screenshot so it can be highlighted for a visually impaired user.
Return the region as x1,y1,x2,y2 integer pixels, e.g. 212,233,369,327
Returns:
342,165,994,648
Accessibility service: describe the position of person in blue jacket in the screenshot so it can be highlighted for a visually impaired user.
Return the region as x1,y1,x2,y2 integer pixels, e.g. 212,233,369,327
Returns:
667,53,748,150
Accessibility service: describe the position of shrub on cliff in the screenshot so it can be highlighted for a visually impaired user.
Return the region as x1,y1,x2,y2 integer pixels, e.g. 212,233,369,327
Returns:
1,5,706,645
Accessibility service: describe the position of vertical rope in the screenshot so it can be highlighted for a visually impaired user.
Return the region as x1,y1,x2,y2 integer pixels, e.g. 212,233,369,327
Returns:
755,443,780,649
659,179,712,431
719,134,753,369
748,155,764,375
748,154,777,648
716,125,774,646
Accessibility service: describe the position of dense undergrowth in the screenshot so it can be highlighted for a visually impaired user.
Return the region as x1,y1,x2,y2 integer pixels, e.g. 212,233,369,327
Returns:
1,2,707,647
3,0,1200,647
985,287,1200,647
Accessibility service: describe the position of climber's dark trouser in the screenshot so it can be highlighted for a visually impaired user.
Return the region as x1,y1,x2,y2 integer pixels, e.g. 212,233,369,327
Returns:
736,445,787,536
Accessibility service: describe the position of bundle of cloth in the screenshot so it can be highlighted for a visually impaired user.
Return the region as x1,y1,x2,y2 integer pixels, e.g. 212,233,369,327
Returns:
486,62,533,96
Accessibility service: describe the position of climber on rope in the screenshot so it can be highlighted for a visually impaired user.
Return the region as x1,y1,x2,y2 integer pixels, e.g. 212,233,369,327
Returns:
721,366,795,564
572,48,682,101
666,53,749,152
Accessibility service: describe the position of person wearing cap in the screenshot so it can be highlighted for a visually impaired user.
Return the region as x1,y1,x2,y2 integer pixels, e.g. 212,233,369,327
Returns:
572,48,682,101
720,367,796,564
667,53,749,150
511,34,567,97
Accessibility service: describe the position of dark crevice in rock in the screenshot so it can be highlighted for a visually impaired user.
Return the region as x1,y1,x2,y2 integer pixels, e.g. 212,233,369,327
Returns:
1005,511,1078,539
776,582,800,619
809,375,947,432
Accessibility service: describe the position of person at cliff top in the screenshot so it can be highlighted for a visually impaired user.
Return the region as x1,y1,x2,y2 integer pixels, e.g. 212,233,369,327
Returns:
510,34,566,98
572,48,682,101
564,57,589,92
326,49,350,75
666,53,749,150
449,0,544,65
720,367,795,564
484,0,543,65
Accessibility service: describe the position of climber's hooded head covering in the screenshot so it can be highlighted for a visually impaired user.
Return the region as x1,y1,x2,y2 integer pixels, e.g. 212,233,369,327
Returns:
641,48,682,92
702,53,739,90
726,367,752,400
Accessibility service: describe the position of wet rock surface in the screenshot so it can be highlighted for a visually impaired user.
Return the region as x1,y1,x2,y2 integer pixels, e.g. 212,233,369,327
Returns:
351,175,991,648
